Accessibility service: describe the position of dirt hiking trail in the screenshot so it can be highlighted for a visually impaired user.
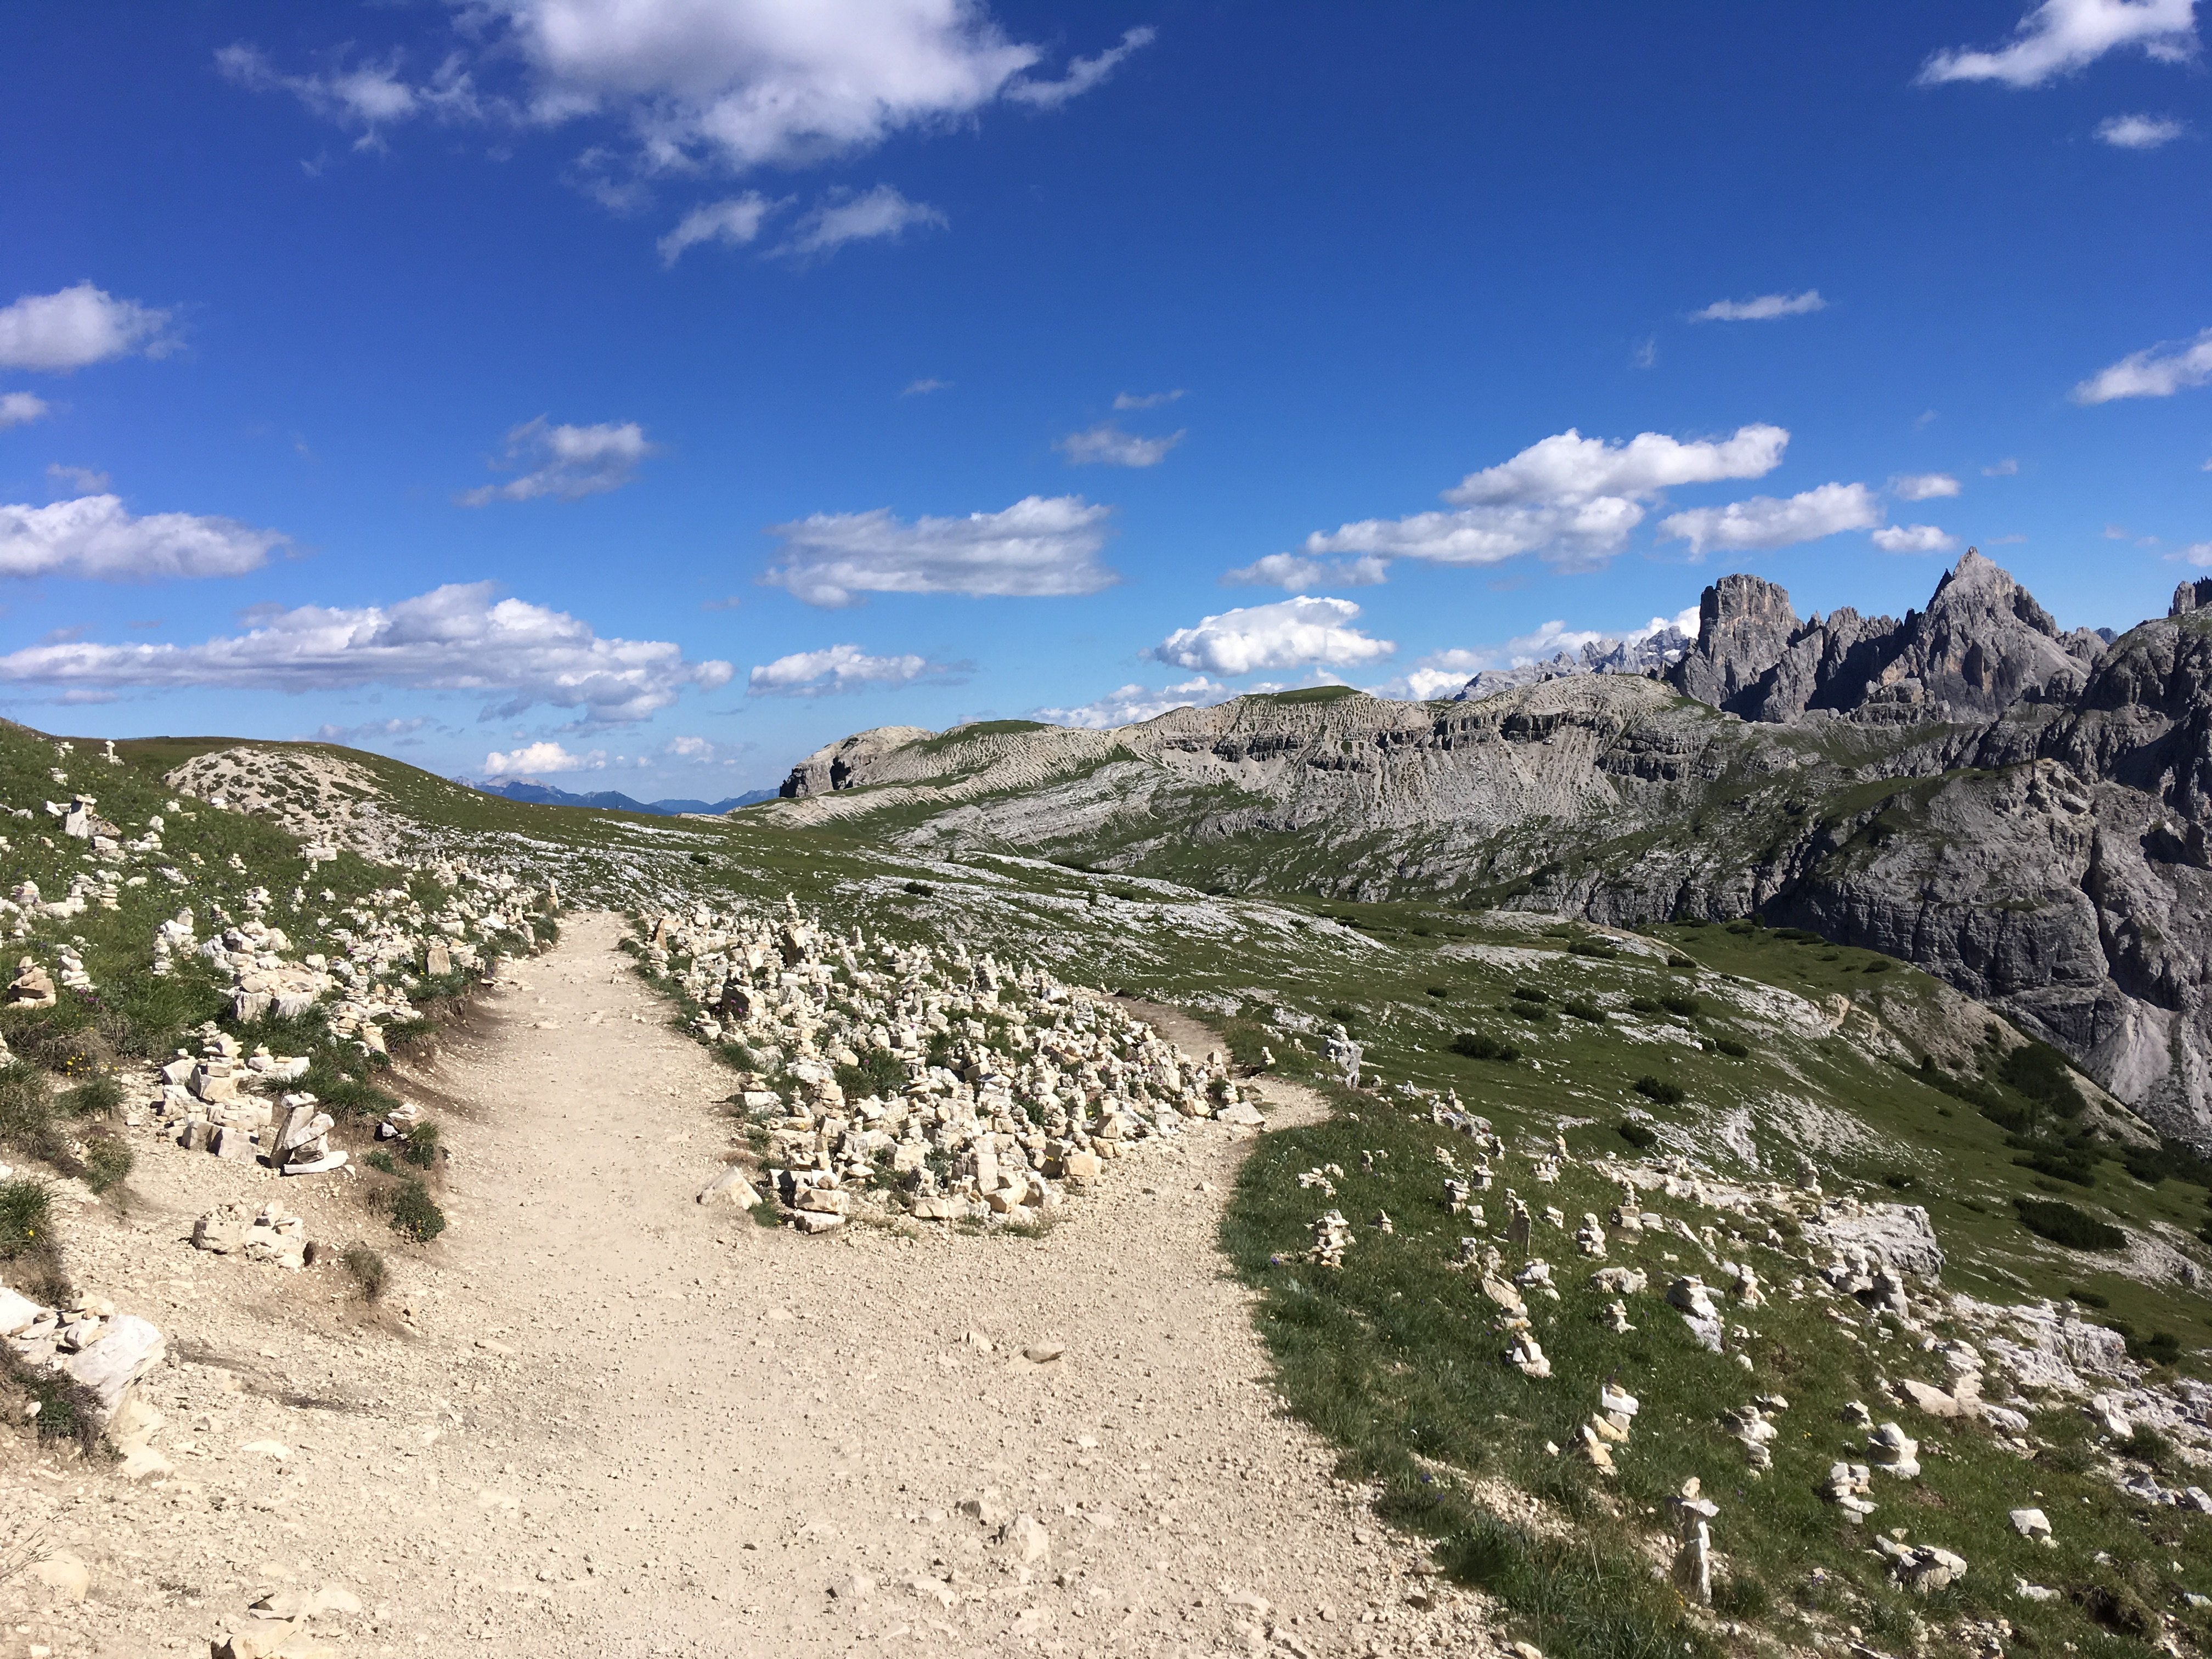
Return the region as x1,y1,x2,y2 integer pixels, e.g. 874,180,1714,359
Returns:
4,911,1507,1658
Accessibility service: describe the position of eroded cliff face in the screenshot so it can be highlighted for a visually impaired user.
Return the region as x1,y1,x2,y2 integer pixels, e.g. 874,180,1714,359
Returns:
766,555,2212,1138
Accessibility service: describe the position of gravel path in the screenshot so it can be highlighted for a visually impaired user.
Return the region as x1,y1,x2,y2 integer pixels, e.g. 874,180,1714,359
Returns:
2,912,1505,1658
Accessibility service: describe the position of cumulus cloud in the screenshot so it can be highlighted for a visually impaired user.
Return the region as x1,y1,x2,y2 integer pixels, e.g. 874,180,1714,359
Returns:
657,192,781,262
46,464,111,494
1152,596,1395,676
0,494,286,582
0,284,173,372
2072,326,2212,402
1870,523,1962,554
1297,424,1788,572
1005,25,1155,106
1056,421,1183,467
775,184,946,258
1113,389,1184,410
762,494,1117,606
483,739,597,775
458,417,654,505
1918,0,2197,87
1658,482,1883,558
1221,552,1389,591
0,392,49,427
1691,290,1826,322
2099,111,2189,145
1033,676,1235,729
1891,472,1961,500
0,581,732,724
746,642,956,696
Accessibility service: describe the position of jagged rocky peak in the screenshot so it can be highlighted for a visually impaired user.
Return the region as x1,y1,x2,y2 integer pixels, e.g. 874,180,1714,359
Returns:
2172,577,2212,617
1453,623,1691,703
1664,550,2095,725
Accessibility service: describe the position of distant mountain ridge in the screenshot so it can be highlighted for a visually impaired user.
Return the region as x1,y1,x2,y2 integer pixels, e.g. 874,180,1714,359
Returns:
464,779,777,816
760,551,2212,1139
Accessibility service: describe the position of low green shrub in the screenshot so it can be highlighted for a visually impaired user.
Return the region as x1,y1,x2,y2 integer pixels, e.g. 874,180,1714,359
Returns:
1657,992,1701,1018
80,1135,133,1196
1711,1036,1750,1058
1617,1120,1656,1150
384,1178,447,1243
398,1121,442,1169
1561,998,1605,1023
59,1075,124,1118
1449,1031,1520,1063
1634,1075,1685,1105
1510,986,1549,1004
343,1245,388,1299
0,1177,53,1256
2013,1196,2125,1250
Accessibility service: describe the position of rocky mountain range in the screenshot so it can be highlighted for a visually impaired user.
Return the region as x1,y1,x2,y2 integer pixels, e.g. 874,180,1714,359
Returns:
768,552,2212,1141
466,778,776,816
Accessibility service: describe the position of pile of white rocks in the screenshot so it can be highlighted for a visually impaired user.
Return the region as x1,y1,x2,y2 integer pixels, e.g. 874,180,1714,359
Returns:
0,1279,167,1427
140,1025,338,1171
645,896,1266,1233
190,1199,310,1268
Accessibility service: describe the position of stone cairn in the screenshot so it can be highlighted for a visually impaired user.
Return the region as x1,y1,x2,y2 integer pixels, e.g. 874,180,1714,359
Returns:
645,896,1266,1234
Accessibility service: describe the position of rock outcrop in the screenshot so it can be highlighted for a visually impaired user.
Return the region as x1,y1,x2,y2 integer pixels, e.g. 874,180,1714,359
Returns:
762,552,2212,1138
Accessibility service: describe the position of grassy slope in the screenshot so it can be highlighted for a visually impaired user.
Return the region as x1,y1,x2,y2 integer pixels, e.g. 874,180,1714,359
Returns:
66,730,2212,1656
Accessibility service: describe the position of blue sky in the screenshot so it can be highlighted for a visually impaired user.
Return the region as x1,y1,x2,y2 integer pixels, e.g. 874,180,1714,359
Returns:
2,1,2209,796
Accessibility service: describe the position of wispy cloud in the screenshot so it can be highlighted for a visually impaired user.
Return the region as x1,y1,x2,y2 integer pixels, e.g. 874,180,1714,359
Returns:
1006,25,1156,108
1113,389,1184,411
458,417,655,505
1870,522,1961,554
46,464,111,495
1984,457,2021,476
1918,0,2197,88
0,392,49,427
2072,326,2212,402
1890,472,1961,501
2098,111,2188,146
1690,290,1826,322
1055,421,1184,467
1221,552,1389,591
657,193,782,263
776,185,946,259
902,377,952,397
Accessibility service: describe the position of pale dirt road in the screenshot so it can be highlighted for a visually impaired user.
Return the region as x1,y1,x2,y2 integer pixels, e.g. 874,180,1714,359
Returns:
2,912,1505,1659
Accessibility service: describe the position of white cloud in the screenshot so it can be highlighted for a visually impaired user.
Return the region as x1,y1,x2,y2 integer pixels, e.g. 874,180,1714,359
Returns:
1005,25,1155,107
763,493,1117,606
902,377,952,396
1113,389,1184,410
747,642,947,696
1658,482,1883,558
1297,424,1788,572
1918,0,2197,87
2182,541,2212,565
1870,522,1961,554
458,417,654,505
0,494,286,582
657,192,781,262
314,716,431,744
2072,326,2212,402
1034,675,1234,729
1690,290,1826,322
0,284,173,372
481,0,1141,170
1372,608,1702,701
1221,552,1390,591
1891,472,1961,500
46,464,110,494
2099,111,2189,146
1632,336,1658,369
0,392,49,427
775,185,946,258
0,580,732,723
1153,596,1395,676
1056,421,1183,467
216,42,484,145
484,739,599,775
1985,456,2021,476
